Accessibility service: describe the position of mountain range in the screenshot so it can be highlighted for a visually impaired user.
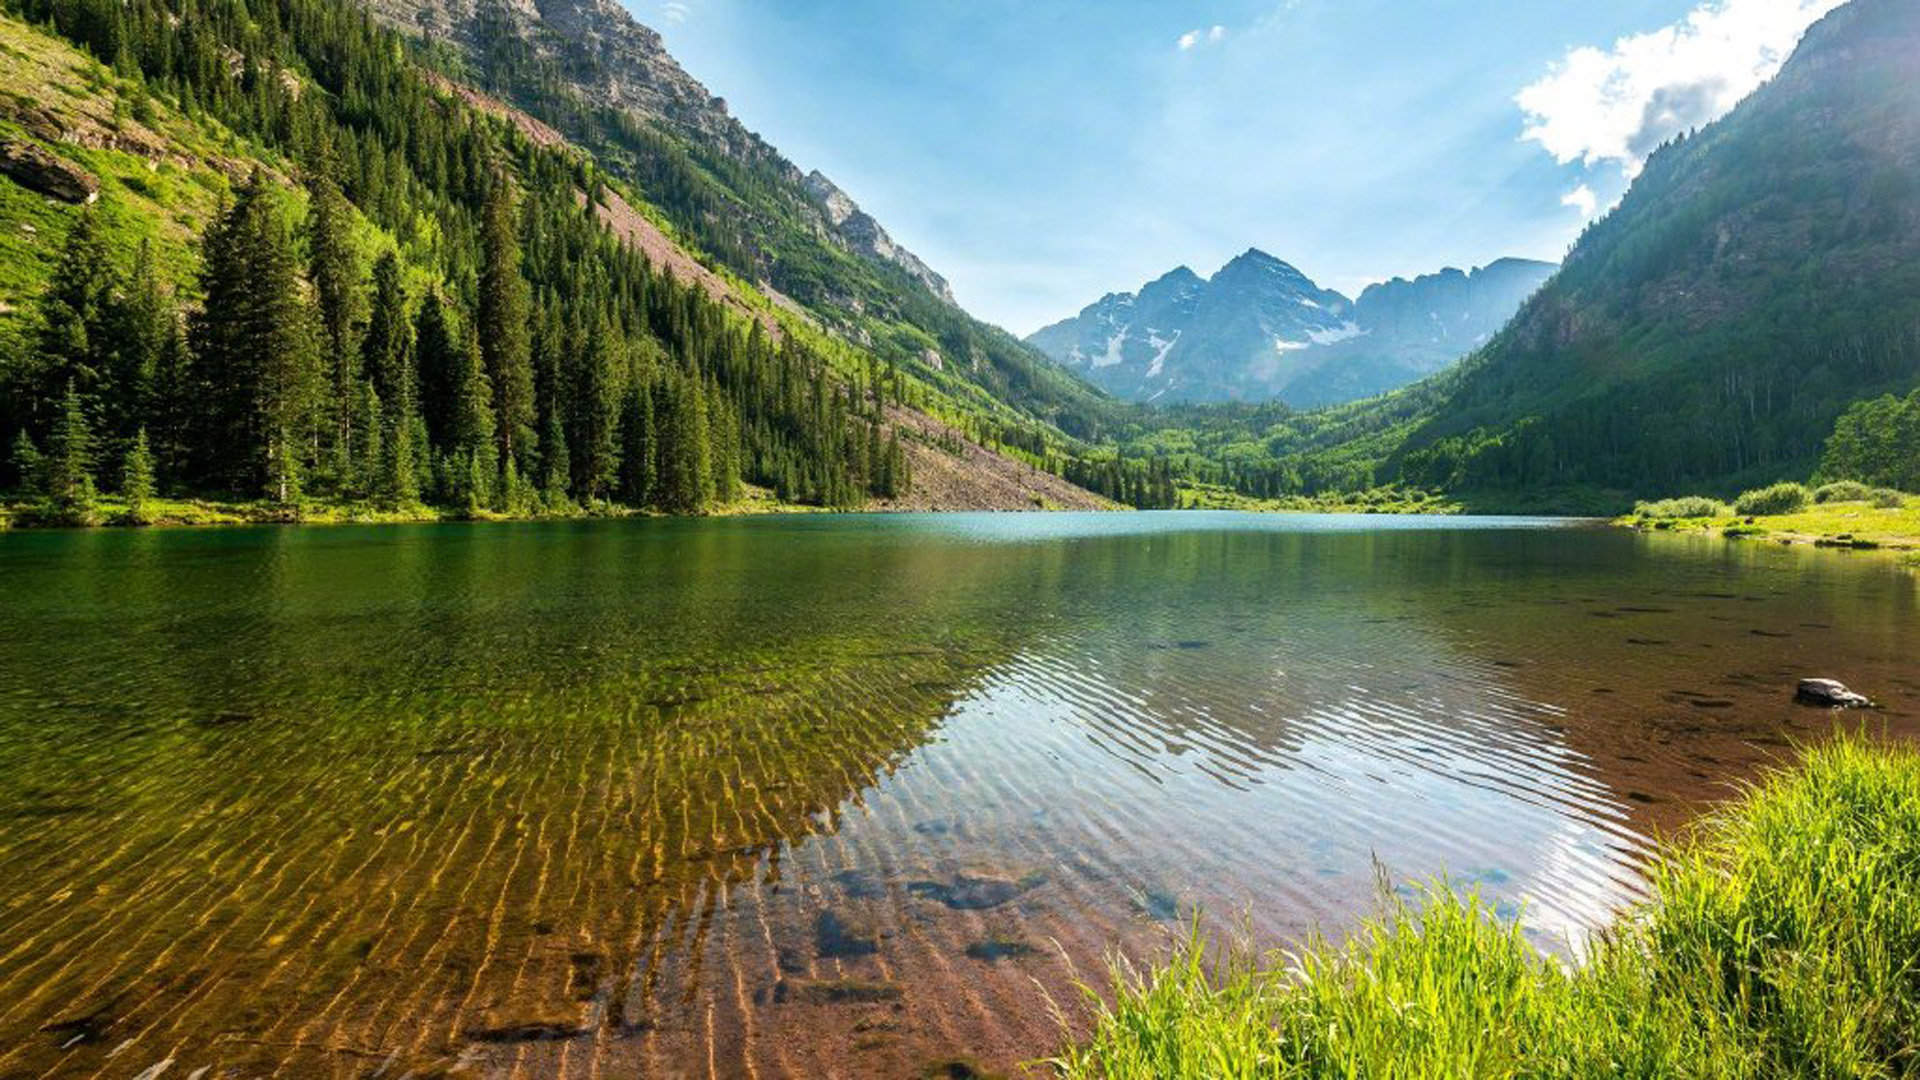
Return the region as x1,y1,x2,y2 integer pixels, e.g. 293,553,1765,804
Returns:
2,0,1916,517
1027,253,1555,407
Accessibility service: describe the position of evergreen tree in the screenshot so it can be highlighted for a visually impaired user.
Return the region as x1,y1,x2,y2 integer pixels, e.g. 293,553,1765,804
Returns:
618,380,655,507
541,409,571,508
478,177,534,465
361,251,412,409
122,427,156,523
9,431,44,496
413,288,460,451
189,172,323,498
96,239,172,456
573,314,619,503
32,208,118,430
307,171,365,477
707,382,738,505
452,333,498,513
356,381,383,497
654,373,710,513
381,394,420,508
46,381,98,519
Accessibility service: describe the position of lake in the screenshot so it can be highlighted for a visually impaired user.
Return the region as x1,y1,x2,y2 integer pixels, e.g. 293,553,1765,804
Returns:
0,513,1914,1078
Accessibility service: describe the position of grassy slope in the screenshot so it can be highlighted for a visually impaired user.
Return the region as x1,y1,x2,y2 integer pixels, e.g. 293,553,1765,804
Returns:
1053,737,1920,1078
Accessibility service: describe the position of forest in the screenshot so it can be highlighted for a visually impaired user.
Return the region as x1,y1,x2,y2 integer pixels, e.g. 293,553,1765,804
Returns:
0,0,919,523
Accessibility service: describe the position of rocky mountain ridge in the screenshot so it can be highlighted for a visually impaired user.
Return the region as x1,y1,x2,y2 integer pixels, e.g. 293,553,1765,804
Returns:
1028,251,1554,406
362,0,954,304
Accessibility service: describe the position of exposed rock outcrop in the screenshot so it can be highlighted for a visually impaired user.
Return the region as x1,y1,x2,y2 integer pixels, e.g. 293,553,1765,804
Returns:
0,137,98,204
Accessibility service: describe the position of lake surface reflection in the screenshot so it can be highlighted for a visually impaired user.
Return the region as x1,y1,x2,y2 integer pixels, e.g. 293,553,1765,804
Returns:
0,513,1913,1077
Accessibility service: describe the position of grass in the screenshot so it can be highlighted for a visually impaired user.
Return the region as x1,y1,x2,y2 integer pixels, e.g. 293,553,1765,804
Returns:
1050,737,1920,1079
1624,493,1920,550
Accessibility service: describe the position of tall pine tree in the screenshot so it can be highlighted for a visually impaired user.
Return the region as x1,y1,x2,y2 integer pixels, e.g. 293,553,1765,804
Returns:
478,176,534,467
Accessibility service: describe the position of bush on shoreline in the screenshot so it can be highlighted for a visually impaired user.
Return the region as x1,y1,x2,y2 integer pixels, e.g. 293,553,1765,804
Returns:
1733,481,1812,516
1814,480,1874,503
1632,495,1730,519
1051,738,1920,1079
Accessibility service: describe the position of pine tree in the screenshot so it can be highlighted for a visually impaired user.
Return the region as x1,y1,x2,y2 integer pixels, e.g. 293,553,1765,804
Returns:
573,314,619,503
541,410,571,508
95,239,171,455
413,288,460,452
9,431,45,496
307,171,365,477
190,173,323,497
356,381,383,497
478,176,534,466
708,383,739,505
361,251,412,410
451,332,498,513
382,394,420,509
33,208,118,430
655,374,710,513
46,381,98,520
618,380,654,507
122,427,155,523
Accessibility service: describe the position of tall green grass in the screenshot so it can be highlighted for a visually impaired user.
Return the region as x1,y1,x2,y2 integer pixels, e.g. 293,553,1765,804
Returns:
1050,738,1920,1078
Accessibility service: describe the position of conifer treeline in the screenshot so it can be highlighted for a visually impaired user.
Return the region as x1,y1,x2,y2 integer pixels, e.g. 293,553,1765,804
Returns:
0,0,911,516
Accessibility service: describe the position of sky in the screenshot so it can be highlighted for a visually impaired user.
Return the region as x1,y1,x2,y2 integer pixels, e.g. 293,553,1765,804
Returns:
633,0,1842,335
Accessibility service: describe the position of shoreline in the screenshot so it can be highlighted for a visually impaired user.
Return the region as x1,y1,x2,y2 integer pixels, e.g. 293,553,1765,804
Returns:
1617,502,1920,555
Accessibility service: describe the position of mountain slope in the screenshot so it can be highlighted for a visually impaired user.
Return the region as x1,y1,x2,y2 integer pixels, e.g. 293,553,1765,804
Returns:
0,0,1111,515
1029,252,1552,407
364,0,1116,439
1384,0,1920,496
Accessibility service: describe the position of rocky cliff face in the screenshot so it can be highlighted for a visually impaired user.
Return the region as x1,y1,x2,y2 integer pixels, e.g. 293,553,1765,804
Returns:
804,171,954,304
1028,251,1553,405
364,0,954,304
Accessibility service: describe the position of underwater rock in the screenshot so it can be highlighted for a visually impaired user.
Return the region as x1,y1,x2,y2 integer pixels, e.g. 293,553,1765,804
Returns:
963,938,1036,961
814,910,878,958
465,1020,586,1042
773,978,902,1005
906,871,1046,911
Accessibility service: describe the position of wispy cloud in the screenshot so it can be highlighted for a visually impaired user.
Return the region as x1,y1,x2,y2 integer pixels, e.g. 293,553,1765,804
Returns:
1561,184,1599,219
659,0,690,26
1178,24,1227,51
1517,0,1840,181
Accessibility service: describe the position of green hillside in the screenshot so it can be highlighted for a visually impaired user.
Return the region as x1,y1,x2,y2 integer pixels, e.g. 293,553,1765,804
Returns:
1388,0,1920,498
0,0,1149,523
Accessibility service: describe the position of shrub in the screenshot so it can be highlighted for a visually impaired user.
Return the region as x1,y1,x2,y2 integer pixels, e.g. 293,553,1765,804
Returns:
1633,495,1728,519
1813,480,1872,503
1870,488,1907,509
1733,482,1810,516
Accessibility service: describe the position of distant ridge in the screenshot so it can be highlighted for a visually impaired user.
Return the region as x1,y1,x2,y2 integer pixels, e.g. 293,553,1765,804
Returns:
1027,252,1554,406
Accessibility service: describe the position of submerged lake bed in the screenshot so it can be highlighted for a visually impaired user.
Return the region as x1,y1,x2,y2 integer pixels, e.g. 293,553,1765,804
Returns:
0,512,1914,1078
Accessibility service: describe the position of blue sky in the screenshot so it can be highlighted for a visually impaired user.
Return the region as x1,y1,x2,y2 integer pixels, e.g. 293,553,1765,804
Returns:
635,0,1839,334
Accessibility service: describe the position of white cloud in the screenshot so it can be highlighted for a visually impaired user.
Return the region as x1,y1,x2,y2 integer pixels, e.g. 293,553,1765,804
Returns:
659,1,690,25
1178,25,1227,51
1561,184,1599,219
1516,0,1841,178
